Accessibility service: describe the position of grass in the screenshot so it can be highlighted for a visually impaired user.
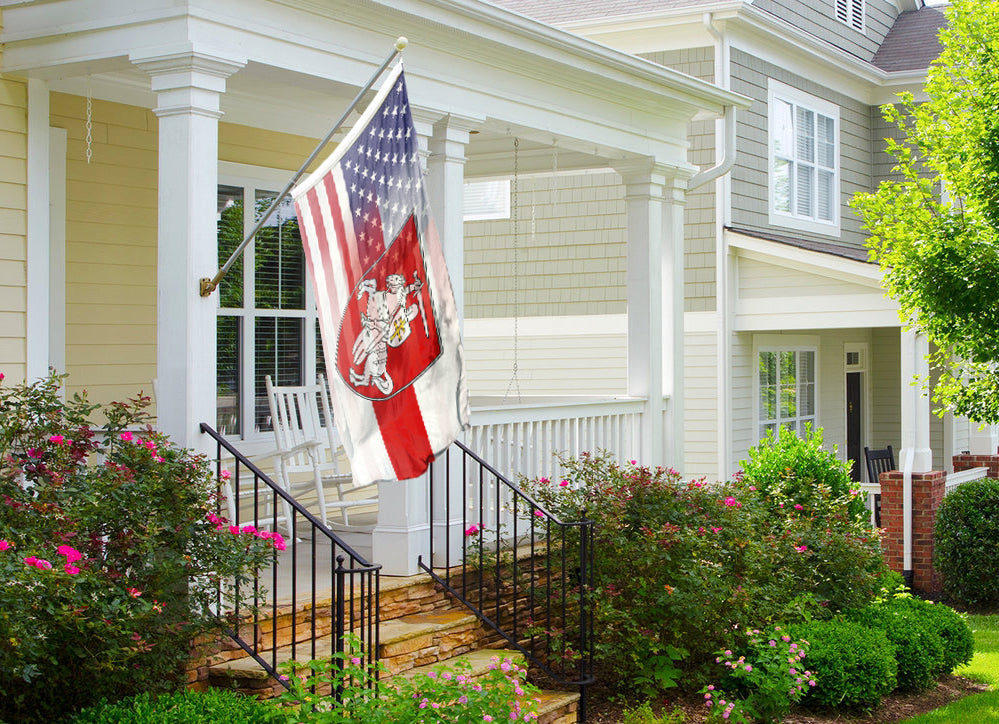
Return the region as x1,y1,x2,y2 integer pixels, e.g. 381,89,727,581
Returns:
899,613,999,723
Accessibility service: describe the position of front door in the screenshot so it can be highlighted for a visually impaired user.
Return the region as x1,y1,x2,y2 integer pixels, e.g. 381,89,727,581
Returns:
847,371,862,481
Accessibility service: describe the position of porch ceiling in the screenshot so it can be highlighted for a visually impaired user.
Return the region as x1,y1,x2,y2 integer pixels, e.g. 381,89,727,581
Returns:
0,0,748,175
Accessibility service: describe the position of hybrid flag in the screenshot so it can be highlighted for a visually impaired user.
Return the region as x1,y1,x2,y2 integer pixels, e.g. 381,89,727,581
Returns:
292,63,469,488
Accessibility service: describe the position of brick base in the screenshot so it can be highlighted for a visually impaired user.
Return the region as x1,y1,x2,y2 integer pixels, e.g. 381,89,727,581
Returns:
953,452,999,478
879,469,946,593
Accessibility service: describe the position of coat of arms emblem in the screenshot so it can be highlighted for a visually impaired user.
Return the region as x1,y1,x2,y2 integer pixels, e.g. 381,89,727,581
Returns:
335,215,442,400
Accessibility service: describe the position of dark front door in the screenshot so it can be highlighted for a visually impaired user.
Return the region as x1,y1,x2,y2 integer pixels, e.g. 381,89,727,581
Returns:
847,372,862,481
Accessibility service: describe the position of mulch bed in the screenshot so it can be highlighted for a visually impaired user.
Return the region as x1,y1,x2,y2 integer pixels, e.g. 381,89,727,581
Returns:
585,675,989,723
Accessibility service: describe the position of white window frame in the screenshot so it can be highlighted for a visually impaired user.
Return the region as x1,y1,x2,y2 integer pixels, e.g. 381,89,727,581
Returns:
835,0,865,33
754,334,820,442
767,80,841,236
217,161,320,450
464,178,511,221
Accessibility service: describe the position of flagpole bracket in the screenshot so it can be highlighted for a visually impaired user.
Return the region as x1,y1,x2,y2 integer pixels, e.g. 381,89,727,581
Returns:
200,277,217,297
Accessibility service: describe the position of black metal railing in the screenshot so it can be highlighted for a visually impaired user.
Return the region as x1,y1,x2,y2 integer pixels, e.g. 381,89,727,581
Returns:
200,423,381,692
420,440,594,721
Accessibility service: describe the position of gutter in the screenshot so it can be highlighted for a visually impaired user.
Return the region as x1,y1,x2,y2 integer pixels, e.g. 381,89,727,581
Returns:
688,13,739,190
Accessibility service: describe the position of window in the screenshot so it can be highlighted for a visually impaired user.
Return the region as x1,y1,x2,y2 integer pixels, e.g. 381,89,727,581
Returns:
464,179,510,221
758,348,817,440
768,80,840,235
216,167,325,439
835,0,865,32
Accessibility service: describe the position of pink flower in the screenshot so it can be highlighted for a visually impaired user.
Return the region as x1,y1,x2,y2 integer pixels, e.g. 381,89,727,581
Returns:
465,523,480,536
534,510,545,518
0,540,10,551
711,526,723,533
120,431,134,442
127,587,142,598
57,545,83,563
27,448,41,459
484,716,494,722
793,504,804,510
32,558,52,570
559,479,569,487
228,525,240,535
795,544,808,552
64,564,81,575
724,496,738,507
240,525,257,535
629,460,637,465
49,435,65,445
220,469,232,480
23,556,37,566
272,534,287,551
351,656,361,666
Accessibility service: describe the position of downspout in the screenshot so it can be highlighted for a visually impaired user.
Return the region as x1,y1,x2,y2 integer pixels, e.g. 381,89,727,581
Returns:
689,12,736,481
688,16,736,191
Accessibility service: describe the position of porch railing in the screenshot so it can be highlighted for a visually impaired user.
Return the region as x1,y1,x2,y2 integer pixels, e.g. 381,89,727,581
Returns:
469,396,644,483
200,423,381,689
421,440,594,721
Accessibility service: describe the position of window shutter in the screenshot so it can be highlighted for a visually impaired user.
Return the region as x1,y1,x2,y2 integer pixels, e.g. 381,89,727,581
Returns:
850,0,864,30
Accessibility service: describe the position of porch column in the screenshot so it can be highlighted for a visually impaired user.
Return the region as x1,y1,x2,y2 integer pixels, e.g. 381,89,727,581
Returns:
426,113,480,566
899,328,933,584
132,49,245,451
617,160,689,469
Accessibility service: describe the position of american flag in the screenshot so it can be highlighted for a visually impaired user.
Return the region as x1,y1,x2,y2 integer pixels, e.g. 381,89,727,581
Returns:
293,63,468,487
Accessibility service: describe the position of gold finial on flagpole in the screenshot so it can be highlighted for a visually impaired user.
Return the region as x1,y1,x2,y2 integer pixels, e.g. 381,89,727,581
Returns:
396,37,408,51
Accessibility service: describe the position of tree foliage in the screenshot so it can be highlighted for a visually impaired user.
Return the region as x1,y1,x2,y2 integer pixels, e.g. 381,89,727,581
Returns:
853,0,999,422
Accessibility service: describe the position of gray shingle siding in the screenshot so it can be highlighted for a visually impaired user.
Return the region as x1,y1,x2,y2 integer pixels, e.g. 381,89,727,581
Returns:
730,47,873,252
751,0,898,62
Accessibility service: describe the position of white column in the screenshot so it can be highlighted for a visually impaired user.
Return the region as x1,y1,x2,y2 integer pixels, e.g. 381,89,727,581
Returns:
427,113,481,328
371,477,430,576
899,328,932,581
426,114,480,567
26,78,51,381
132,50,245,451
617,160,690,469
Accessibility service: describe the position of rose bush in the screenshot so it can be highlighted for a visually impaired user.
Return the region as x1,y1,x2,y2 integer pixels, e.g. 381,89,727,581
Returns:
0,373,277,722
520,432,885,694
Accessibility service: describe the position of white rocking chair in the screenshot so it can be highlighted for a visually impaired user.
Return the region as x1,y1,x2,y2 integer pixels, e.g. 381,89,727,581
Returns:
265,374,377,529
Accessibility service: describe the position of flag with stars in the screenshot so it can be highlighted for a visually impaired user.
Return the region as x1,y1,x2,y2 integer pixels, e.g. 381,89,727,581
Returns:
292,62,469,487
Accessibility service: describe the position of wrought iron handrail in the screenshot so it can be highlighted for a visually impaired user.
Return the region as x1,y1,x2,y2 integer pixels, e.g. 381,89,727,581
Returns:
200,423,381,691
420,439,594,721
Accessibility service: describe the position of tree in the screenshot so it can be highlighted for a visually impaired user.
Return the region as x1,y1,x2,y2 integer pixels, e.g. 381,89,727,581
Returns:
853,0,999,423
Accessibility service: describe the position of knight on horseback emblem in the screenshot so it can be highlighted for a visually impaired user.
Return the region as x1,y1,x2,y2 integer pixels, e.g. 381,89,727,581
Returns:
348,271,429,396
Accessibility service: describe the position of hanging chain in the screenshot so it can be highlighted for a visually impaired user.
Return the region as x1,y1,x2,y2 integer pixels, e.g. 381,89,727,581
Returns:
85,77,93,164
504,137,522,403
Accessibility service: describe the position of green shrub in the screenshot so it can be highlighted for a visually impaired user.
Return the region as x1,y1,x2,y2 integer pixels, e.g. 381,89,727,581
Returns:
519,441,885,692
0,374,277,722
888,597,974,674
788,620,896,710
935,478,999,606
848,597,947,691
70,689,281,723
740,424,869,522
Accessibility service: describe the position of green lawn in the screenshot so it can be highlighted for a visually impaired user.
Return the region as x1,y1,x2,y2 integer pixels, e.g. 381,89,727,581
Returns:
900,614,999,723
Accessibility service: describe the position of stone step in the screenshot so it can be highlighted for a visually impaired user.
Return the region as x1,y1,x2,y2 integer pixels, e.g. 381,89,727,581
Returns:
207,608,486,695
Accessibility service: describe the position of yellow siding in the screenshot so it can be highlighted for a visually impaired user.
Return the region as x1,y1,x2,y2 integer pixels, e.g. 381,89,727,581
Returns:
50,92,158,405
0,75,26,383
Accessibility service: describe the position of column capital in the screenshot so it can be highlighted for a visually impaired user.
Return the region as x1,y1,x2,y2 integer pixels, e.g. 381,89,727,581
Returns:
613,157,695,194
131,46,246,118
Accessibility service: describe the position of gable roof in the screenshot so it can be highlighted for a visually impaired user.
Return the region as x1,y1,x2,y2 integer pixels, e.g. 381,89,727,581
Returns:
872,6,948,72
486,0,735,26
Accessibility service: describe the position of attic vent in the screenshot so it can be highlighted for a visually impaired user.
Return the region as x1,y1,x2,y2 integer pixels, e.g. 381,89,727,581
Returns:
835,0,865,32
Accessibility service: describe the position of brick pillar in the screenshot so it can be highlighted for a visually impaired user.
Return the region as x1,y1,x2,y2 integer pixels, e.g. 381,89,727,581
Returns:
879,469,947,593
953,452,999,478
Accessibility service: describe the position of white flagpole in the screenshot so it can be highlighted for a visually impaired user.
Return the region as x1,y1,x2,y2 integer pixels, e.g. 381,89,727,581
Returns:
200,36,409,297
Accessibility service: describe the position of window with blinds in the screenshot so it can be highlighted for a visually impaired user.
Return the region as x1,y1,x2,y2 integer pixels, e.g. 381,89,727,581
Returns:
835,0,865,32
758,349,817,441
769,80,840,234
216,179,319,438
